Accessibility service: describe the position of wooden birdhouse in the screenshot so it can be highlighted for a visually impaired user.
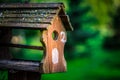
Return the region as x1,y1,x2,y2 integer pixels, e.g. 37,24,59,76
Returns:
0,3,73,80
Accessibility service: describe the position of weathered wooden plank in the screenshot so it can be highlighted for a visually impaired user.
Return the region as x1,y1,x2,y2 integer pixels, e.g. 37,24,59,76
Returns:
59,15,73,31
0,9,58,14
0,43,44,50
0,3,64,9
8,71,41,80
0,60,40,72
0,14,55,18
0,17,52,22
0,23,50,29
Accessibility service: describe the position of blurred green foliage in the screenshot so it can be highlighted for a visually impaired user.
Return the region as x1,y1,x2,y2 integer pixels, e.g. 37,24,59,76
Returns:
0,0,120,80
10,29,43,61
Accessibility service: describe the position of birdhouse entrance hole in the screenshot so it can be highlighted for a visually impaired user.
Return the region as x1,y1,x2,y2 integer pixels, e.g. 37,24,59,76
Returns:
52,30,59,40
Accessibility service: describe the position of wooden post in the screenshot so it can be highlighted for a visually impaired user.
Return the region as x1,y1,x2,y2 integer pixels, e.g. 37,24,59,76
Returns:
0,28,12,59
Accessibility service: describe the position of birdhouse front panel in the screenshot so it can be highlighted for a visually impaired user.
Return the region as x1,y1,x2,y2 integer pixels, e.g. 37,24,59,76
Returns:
41,16,67,73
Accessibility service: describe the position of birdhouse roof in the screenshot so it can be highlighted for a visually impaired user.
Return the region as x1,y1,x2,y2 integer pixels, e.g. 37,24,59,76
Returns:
0,3,73,31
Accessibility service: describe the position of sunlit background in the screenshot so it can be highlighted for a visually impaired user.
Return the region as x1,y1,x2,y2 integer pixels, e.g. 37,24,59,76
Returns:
0,0,120,80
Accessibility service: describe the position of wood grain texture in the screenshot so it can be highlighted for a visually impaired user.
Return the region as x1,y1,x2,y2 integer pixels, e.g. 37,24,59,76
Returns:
0,23,50,29
0,18,52,23
41,15,67,73
0,3,73,31
0,60,40,72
